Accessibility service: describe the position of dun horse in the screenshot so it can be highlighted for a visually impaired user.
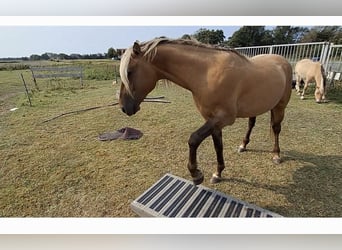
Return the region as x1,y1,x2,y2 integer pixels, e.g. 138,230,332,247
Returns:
294,58,326,102
119,38,292,185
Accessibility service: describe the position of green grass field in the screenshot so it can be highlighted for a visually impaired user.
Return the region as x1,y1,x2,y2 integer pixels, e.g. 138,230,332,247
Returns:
0,60,341,217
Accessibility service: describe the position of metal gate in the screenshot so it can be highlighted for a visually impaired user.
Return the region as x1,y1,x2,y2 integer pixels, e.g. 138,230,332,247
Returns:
235,42,342,82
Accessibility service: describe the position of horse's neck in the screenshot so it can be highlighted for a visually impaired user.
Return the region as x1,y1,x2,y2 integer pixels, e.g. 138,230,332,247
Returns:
152,45,214,91
315,70,325,91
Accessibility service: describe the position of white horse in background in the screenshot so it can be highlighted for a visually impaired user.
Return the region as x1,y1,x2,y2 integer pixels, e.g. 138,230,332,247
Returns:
294,59,327,103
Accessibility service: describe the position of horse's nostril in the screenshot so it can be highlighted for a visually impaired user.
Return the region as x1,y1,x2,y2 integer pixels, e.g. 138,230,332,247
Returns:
121,107,126,113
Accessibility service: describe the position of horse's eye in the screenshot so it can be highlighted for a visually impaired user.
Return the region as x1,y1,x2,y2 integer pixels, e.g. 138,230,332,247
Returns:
127,70,133,78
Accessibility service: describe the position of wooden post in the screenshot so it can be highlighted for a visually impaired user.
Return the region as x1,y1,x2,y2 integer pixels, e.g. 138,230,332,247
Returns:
20,73,32,106
29,68,40,91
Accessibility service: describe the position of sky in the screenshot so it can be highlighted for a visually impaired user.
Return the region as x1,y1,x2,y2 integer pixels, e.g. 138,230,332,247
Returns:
0,26,241,58
0,15,340,58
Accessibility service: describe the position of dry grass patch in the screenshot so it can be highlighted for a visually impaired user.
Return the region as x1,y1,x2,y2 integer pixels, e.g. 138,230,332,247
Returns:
1,77,341,217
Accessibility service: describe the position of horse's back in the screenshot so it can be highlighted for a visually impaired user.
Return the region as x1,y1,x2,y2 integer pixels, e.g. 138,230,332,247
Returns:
251,54,292,72
295,59,322,77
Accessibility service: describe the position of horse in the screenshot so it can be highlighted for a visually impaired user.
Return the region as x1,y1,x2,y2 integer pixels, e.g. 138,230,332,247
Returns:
118,37,292,185
294,58,326,103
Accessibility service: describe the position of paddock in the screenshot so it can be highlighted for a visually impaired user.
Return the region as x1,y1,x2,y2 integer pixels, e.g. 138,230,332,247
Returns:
1,67,341,217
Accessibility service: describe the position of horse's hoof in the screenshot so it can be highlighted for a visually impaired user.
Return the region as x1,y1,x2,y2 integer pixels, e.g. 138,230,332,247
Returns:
210,174,222,184
238,145,246,153
300,96,305,100
192,173,204,185
272,156,281,164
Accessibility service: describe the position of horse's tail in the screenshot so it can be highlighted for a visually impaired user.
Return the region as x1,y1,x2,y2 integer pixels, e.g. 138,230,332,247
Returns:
320,64,326,96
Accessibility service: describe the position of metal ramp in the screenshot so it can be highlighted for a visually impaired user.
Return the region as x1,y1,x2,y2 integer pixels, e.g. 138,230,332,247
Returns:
131,173,282,217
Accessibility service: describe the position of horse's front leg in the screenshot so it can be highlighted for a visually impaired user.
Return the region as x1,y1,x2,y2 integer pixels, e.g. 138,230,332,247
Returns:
210,128,225,184
188,121,214,185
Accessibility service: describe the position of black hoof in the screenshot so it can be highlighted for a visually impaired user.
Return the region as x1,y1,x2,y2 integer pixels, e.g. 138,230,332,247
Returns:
238,146,246,153
192,174,204,185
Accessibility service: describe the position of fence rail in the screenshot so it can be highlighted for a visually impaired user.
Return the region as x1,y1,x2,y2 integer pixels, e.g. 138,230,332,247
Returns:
235,42,342,83
326,44,342,72
30,65,83,86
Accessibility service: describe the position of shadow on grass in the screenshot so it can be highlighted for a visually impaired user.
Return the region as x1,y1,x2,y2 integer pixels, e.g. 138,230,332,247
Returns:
326,91,342,104
220,150,342,217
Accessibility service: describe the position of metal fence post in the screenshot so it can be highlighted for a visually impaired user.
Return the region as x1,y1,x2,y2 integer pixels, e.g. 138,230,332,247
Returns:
324,43,334,71
320,42,331,70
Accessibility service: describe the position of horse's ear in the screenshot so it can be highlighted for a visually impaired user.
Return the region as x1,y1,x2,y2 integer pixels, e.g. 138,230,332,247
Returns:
133,42,141,56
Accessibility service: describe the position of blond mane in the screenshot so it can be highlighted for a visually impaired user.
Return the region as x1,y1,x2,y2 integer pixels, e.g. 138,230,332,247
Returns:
140,37,246,61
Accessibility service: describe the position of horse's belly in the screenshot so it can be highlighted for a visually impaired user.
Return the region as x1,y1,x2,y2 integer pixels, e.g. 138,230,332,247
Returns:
237,100,278,118
236,86,285,118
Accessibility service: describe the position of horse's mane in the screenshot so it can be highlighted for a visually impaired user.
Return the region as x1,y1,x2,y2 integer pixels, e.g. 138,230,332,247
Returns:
138,37,247,62
120,37,247,95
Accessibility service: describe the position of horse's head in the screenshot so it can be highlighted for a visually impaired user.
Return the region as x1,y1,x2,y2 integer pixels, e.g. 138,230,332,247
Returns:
314,85,325,103
314,65,327,103
119,42,159,116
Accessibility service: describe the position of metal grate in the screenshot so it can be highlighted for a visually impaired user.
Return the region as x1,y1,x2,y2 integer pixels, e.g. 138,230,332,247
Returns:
131,173,283,217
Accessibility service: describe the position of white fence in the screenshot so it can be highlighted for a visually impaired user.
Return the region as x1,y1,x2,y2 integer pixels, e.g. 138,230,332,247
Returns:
235,42,342,83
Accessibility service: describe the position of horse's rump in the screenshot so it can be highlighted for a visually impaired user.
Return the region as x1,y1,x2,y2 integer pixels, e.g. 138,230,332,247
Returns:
232,54,292,118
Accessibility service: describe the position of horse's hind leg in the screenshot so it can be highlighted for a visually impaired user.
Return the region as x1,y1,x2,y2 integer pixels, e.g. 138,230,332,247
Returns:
295,75,301,95
210,128,225,184
238,117,256,153
300,80,309,100
270,108,285,164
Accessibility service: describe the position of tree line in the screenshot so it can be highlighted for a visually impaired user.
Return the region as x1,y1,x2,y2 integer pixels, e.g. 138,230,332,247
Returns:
21,52,107,61
107,26,341,59
184,26,342,47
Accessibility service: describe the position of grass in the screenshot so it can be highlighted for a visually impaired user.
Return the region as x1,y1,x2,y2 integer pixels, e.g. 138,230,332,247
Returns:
0,63,341,217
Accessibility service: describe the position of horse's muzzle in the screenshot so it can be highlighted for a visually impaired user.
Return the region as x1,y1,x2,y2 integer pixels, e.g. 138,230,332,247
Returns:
121,104,140,116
